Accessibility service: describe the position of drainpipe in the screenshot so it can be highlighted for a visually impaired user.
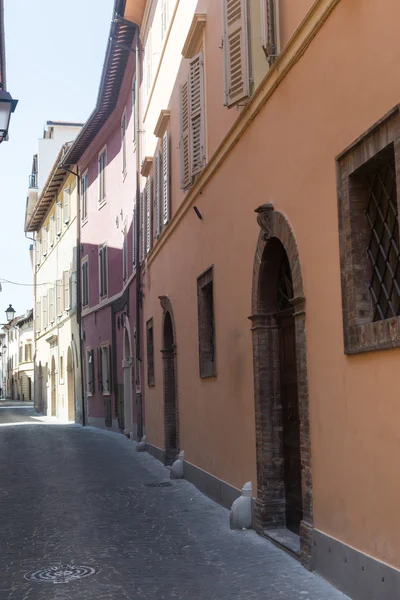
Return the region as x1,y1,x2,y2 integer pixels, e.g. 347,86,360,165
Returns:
113,15,143,441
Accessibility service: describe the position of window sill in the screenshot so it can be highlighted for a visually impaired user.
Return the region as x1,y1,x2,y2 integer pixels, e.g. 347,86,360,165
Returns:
102,391,111,396
345,318,400,355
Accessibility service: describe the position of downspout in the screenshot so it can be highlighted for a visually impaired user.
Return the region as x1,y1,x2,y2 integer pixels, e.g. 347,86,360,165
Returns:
113,15,143,441
64,165,85,425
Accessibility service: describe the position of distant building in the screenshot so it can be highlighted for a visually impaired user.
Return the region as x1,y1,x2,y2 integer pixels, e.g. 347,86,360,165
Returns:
3,311,33,400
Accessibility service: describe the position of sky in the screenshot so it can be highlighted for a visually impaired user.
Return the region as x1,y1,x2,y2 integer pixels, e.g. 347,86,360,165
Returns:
0,0,114,318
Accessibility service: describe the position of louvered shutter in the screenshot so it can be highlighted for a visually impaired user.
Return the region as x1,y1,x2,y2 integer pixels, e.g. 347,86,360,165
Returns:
97,348,103,391
189,52,205,177
123,233,127,280
154,154,161,238
179,79,191,189
261,0,278,64
223,0,250,107
140,190,145,263
56,202,62,235
146,176,152,254
106,345,112,391
36,238,41,265
162,131,170,224
133,205,137,267
64,188,70,223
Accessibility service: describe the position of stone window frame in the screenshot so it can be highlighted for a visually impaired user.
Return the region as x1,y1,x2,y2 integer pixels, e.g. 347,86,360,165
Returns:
197,266,216,378
337,105,400,354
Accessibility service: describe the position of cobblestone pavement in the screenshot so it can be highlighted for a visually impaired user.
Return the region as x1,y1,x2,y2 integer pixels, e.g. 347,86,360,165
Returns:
0,402,348,599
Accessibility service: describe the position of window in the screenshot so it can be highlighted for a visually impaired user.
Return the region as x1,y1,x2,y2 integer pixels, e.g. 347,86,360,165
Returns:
123,231,128,281
222,0,250,107
161,0,169,41
180,53,205,190
98,148,107,205
86,349,94,395
81,171,88,221
140,190,145,264
63,187,70,223
56,202,62,235
337,107,400,354
197,267,216,377
36,236,41,266
261,0,280,65
98,344,111,395
49,286,55,323
42,295,48,329
25,343,32,362
154,152,162,238
146,176,152,254
99,244,108,299
121,112,127,175
133,205,137,268
42,226,47,256
147,319,155,386
162,130,170,225
49,216,55,247
82,258,89,307
36,300,41,332
19,344,23,363
63,270,71,311
56,279,62,315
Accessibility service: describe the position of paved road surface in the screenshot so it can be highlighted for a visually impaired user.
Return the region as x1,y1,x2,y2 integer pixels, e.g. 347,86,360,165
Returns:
0,401,348,599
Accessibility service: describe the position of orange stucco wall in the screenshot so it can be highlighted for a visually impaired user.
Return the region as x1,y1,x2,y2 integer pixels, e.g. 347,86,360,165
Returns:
142,0,400,571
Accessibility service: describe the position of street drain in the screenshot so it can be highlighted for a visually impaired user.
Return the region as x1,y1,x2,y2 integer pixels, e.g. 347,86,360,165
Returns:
143,481,172,488
24,564,100,584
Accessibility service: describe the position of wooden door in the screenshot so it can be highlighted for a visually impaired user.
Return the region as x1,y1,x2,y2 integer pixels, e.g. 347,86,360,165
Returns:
278,311,303,534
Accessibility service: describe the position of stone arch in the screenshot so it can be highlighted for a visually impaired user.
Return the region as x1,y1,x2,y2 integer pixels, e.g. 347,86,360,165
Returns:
159,296,179,465
122,315,133,438
250,203,313,569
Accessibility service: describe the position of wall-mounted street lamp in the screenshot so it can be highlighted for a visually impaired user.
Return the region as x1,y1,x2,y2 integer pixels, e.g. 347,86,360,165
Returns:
0,84,18,143
5,304,15,322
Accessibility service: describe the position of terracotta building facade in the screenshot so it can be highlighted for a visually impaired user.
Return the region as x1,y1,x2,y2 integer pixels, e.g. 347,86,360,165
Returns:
68,0,400,596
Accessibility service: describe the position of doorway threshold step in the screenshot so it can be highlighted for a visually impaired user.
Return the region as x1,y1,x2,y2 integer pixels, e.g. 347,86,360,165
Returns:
264,528,300,557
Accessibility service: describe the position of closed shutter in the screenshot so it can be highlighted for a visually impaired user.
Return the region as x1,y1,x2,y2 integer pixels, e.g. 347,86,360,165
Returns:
146,176,152,254
49,287,55,322
161,0,169,40
189,52,205,177
154,153,161,238
56,202,62,235
145,33,152,97
64,188,70,223
36,301,41,332
223,0,250,107
42,227,47,256
63,270,71,310
97,348,103,392
50,216,55,246
123,233,127,280
140,190,145,263
43,295,48,328
56,279,62,315
36,238,41,265
179,79,191,190
162,131,170,224
133,205,137,267
261,0,279,65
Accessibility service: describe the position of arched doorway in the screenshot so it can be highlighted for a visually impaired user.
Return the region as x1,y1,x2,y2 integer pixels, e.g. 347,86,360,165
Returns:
51,356,56,417
38,362,43,412
123,324,133,438
67,347,75,422
160,296,179,465
251,203,313,568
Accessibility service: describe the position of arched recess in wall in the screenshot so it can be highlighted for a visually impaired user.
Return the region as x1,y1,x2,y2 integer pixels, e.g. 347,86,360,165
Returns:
250,203,313,569
159,296,179,465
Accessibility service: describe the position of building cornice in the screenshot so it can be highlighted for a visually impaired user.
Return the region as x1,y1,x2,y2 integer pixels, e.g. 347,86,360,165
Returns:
154,110,170,138
182,13,206,59
147,0,342,266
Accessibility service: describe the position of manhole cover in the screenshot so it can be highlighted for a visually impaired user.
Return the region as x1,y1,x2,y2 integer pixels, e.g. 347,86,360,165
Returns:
24,564,100,584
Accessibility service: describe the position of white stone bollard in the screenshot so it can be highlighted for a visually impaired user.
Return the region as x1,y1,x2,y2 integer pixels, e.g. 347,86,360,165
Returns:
136,435,147,452
170,450,184,479
229,482,252,530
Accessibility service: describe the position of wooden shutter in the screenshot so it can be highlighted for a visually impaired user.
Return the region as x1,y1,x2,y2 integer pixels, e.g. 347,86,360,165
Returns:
97,348,103,392
64,188,70,223
36,238,41,265
162,131,170,224
261,0,279,65
106,345,112,392
140,190,145,263
154,153,161,238
133,205,137,267
179,79,191,189
146,176,152,254
223,0,250,107
189,52,205,177
56,279,62,315
56,202,62,235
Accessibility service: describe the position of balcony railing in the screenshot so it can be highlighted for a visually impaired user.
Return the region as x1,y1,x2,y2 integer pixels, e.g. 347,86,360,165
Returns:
29,173,38,189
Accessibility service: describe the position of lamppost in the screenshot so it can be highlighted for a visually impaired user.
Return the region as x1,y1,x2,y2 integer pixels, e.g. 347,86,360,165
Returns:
0,84,18,143
5,304,15,322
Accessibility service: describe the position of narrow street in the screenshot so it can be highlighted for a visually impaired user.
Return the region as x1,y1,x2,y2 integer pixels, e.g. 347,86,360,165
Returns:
0,402,346,600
